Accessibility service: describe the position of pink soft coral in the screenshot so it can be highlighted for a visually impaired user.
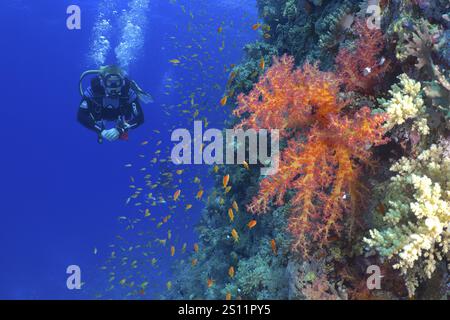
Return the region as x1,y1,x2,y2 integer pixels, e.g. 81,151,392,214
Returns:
336,20,390,94
235,55,387,256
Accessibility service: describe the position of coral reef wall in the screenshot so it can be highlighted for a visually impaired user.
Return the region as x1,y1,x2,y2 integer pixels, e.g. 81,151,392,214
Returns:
167,0,450,300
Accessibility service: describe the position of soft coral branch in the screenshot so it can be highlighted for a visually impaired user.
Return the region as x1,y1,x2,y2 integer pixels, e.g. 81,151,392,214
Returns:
336,20,390,94
237,55,388,256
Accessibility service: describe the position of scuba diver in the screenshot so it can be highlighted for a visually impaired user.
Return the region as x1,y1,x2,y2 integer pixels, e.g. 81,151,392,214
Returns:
77,65,153,143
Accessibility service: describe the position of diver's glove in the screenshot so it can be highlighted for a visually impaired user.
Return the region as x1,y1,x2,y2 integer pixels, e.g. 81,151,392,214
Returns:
101,128,120,142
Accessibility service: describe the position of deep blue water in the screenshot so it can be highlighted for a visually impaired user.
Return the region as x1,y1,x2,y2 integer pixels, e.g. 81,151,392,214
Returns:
0,0,257,299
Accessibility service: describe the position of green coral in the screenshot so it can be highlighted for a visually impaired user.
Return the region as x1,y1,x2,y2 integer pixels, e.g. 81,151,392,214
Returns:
365,144,450,296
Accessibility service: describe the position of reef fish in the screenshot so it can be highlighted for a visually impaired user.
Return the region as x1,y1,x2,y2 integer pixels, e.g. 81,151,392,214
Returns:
247,220,257,229
196,189,204,200
228,266,235,278
231,229,239,242
220,95,228,106
270,239,277,256
228,208,234,222
232,200,239,212
223,174,230,188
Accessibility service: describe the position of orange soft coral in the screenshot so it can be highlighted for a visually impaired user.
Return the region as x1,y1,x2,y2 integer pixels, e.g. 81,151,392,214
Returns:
336,20,389,94
235,55,387,256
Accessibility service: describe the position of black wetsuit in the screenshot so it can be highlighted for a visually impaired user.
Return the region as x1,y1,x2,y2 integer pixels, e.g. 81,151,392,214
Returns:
77,77,144,139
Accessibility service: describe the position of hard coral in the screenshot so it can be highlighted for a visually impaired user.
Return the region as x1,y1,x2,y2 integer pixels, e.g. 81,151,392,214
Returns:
365,144,450,296
235,55,388,256
336,20,389,94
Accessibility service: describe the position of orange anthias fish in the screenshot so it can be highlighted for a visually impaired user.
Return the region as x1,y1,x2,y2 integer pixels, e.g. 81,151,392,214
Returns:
228,266,235,278
194,243,199,253
259,57,265,70
247,220,257,229
173,189,181,201
270,239,277,256
226,292,232,300
228,208,234,222
252,23,261,30
207,279,214,288
223,174,230,188
191,258,198,266
170,246,175,257
232,201,239,212
196,189,204,200
231,229,239,242
220,95,228,106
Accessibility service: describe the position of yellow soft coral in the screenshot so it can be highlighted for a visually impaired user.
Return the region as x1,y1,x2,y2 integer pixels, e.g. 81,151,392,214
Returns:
365,144,450,296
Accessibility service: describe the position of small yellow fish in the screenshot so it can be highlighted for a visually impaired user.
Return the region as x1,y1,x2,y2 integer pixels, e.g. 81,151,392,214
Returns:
218,26,223,33
213,165,219,173
259,57,265,70
191,258,198,266
242,160,250,170
167,281,172,290
228,208,234,222
231,229,239,242
228,266,235,278
170,246,175,257
194,243,199,252
223,174,230,188
169,59,181,65
173,189,181,201
270,239,277,256
176,169,184,175
196,189,204,200
225,186,232,193
182,243,187,253
247,220,257,229
226,292,232,300
220,95,228,106
252,23,261,30
207,279,214,288
232,200,239,212
185,204,192,210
